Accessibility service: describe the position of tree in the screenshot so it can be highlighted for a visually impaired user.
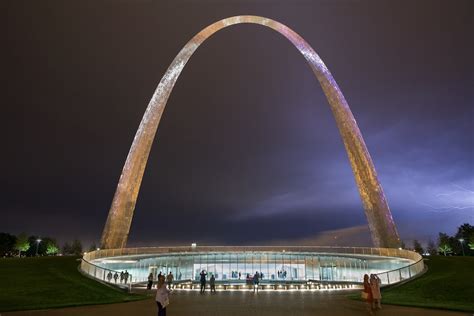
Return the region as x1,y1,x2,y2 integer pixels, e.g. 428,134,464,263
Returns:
62,242,72,255
413,240,424,255
438,243,452,256
71,239,83,256
454,223,474,255
426,239,437,256
88,243,97,252
455,223,474,241
0,233,17,257
45,239,59,255
438,232,461,255
25,236,49,256
469,232,474,250
14,233,30,256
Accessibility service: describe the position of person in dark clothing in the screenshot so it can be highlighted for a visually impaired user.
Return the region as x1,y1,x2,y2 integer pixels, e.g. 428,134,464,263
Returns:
124,270,129,284
253,271,260,293
200,270,207,293
107,271,113,282
147,273,154,290
210,274,216,293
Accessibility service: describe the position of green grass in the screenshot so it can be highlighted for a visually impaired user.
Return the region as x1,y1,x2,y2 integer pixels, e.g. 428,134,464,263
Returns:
380,256,474,312
0,256,147,312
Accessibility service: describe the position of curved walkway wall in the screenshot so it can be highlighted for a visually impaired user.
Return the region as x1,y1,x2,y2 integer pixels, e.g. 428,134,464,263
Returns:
81,246,424,290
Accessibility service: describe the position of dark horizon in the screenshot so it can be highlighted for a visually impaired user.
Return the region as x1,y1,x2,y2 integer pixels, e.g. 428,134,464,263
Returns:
2,0,473,248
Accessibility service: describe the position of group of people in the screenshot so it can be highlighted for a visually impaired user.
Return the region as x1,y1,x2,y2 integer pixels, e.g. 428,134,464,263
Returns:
151,270,383,316
362,274,382,313
199,270,216,293
106,270,129,284
277,270,287,279
148,271,174,290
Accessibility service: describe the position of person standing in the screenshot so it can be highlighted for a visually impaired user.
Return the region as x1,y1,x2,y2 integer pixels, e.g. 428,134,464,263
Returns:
113,272,118,283
120,271,124,283
200,270,207,293
253,271,260,293
147,273,154,290
107,271,113,283
155,275,170,316
370,274,382,309
124,270,129,284
362,274,374,315
166,272,174,289
210,274,216,293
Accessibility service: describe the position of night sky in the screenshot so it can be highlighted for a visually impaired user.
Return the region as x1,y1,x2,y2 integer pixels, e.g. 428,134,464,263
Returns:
2,0,473,248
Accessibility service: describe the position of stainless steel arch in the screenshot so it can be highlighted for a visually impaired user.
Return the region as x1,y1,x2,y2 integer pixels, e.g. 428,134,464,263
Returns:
100,15,401,249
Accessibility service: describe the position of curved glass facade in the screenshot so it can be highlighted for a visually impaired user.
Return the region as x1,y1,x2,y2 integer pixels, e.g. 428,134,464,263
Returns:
92,252,413,284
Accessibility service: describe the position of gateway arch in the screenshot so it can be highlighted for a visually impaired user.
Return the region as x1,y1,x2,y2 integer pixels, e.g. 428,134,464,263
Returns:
100,15,401,249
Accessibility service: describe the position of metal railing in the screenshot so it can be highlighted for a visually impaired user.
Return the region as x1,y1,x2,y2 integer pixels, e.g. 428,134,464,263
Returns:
83,246,422,262
80,258,133,291
373,255,425,286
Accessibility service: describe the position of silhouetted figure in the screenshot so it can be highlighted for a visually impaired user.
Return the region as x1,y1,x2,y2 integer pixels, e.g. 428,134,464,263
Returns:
107,271,113,282
200,270,207,293
113,272,118,283
166,272,174,289
253,271,260,293
120,271,124,283
147,273,154,290
124,270,129,284
210,274,216,293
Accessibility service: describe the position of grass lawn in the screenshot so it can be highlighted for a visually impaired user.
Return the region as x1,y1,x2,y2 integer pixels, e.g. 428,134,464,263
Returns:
380,256,474,312
0,256,147,312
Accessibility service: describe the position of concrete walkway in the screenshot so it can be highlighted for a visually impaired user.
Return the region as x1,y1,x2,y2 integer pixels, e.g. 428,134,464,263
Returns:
5,291,470,316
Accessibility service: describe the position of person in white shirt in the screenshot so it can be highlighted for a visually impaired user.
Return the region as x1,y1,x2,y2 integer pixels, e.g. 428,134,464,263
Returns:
156,275,170,316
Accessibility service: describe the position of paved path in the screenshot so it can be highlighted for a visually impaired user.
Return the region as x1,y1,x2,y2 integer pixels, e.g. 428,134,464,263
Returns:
5,291,470,316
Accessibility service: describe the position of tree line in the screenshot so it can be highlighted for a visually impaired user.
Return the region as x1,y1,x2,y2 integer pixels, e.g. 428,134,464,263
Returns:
408,223,474,256
0,232,87,257
1,223,472,258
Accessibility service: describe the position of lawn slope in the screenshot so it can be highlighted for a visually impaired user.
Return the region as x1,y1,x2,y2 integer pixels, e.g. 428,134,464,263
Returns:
0,256,146,312
382,256,474,312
